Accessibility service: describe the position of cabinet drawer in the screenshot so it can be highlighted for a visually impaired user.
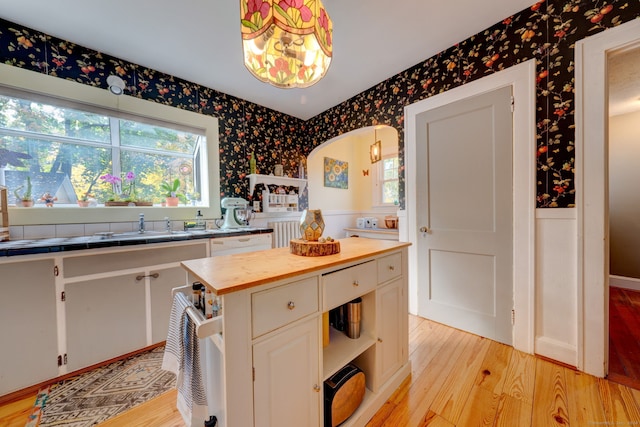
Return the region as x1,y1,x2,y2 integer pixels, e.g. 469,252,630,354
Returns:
252,277,318,338
377,252,402,284
323,260,377,311
63,242,207,277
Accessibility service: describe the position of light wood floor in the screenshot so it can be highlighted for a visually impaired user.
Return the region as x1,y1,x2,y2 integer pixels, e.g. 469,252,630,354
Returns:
4,315,640,426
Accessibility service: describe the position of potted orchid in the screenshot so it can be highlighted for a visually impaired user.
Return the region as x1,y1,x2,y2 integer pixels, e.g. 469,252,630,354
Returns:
101,171,151,206
161,178,186,206
100,173,124,206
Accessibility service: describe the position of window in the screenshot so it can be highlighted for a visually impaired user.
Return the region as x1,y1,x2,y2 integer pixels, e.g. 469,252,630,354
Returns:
374,154,399,206
0,93,205,207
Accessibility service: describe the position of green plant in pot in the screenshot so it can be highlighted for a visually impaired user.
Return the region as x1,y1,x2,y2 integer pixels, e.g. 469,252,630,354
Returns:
13,176,33,207
161,178,186,206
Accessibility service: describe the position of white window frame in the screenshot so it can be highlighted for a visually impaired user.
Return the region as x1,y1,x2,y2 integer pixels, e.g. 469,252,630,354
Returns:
372,153,399,207
0,63,221,225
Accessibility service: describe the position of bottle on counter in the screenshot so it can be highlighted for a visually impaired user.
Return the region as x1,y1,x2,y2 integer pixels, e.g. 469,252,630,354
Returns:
205,288,214,319
192,282,202,309
195,210,205,229
212,297,219,317
200,285,206,315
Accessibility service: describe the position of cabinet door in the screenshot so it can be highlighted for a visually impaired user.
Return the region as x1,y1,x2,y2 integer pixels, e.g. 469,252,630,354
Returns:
253,317,320,427
149,266,189,344
0,259,58,395
65,272,146,372
377,279,404,385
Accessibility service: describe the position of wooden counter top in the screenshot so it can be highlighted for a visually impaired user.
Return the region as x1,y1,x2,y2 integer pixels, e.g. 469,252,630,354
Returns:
181,238,410,295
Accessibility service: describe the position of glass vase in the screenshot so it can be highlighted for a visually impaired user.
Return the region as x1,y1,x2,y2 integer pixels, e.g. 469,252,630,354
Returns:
300,209,325,241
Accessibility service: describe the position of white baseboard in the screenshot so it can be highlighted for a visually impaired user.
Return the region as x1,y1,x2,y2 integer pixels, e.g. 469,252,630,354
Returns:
535,336,576,367
610,275,640,292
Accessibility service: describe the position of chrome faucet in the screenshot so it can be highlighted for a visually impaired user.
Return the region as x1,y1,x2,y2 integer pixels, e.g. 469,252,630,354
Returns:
138,213,145,233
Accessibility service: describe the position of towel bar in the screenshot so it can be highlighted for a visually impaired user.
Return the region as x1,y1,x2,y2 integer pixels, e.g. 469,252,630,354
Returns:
172,285,223,339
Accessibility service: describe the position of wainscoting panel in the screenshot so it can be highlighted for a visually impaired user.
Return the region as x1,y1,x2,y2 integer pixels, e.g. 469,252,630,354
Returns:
535,208,577,366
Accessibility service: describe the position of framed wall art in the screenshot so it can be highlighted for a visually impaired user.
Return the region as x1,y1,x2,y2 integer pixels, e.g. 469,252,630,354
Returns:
324,157,348,189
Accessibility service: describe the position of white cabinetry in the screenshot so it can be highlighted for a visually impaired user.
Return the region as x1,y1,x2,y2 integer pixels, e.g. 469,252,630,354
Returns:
62,241,208,371
181,241,410,427
0,258,58,396
65,272,147,371
375,279,404,386
253,317,320,427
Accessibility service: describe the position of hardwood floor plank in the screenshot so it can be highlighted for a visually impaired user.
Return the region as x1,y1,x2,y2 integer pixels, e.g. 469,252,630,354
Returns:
0,393,37,427
409,320,454,379
97,390,183,427
388,325,473,426
494,393,532,427
609,286,640,388
502,347,536,404
474,340,511,395
565,368,607,425
428,335,491,425
531,358,570,426
598,377,640,424
417,410,455,427
455,385,500,427
609,298,640,381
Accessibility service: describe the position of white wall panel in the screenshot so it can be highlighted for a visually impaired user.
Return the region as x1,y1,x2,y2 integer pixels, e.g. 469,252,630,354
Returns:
535,208,577,366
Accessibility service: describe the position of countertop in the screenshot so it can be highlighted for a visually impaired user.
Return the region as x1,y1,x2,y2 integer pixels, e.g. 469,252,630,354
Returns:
0,228,273,257
181,238,411,295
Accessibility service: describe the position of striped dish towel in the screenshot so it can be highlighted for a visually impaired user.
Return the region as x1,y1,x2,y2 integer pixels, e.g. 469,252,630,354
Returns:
162,292,208,426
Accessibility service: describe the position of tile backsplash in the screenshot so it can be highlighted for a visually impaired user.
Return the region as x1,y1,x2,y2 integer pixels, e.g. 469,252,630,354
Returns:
9,220,182,240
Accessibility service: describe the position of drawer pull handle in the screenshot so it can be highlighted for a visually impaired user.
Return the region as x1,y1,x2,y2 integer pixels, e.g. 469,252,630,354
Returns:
353,281,359,287
378,338,383,343
287,301,296,310
136,272,160,281
388,265,395,271
313,384,321,392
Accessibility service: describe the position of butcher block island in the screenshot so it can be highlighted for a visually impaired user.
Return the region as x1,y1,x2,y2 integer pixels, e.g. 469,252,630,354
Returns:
180,238,411,427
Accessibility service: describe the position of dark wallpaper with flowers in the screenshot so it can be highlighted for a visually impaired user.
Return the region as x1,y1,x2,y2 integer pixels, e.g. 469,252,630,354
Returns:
304,0,640,208
1,0,639,210
0,16,309,208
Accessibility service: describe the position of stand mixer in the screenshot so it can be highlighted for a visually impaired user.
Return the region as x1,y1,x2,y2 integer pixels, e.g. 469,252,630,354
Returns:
220,197,253,229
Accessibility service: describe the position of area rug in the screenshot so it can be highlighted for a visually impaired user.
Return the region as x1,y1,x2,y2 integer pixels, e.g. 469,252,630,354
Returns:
35,346,176,427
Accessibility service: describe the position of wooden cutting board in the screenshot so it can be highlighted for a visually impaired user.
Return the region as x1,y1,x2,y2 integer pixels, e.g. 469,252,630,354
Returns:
289,238,340,256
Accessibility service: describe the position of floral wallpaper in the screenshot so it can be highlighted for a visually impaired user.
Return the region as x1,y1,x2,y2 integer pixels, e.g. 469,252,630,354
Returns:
0,16,308,209
1,0,639,210
304,0,640,208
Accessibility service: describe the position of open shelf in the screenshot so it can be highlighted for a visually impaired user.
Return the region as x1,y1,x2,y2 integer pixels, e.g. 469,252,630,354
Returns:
323,326,376,380
247,174,307,196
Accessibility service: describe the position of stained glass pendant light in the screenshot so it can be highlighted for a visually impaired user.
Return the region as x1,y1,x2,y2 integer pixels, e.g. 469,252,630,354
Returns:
240,0,333,88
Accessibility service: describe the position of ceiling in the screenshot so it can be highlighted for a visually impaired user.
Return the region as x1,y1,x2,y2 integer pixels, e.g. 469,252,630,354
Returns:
0,0,538,120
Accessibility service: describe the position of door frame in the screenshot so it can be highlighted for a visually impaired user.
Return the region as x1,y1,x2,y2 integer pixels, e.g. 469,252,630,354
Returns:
575,18,640,377
404,59,536,353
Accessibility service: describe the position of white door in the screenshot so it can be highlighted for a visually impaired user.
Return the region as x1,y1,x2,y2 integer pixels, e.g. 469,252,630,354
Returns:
415,86,513,345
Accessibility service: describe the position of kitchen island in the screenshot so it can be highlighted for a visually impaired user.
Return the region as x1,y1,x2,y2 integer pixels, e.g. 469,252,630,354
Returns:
181,238,411,427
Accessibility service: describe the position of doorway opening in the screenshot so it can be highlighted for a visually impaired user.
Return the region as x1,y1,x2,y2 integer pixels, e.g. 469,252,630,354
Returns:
576,18,640,378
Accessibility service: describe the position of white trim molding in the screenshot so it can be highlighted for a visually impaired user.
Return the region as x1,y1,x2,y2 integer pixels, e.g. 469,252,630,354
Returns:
610,275,640,292
404,60,536,354
575,18,640,377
